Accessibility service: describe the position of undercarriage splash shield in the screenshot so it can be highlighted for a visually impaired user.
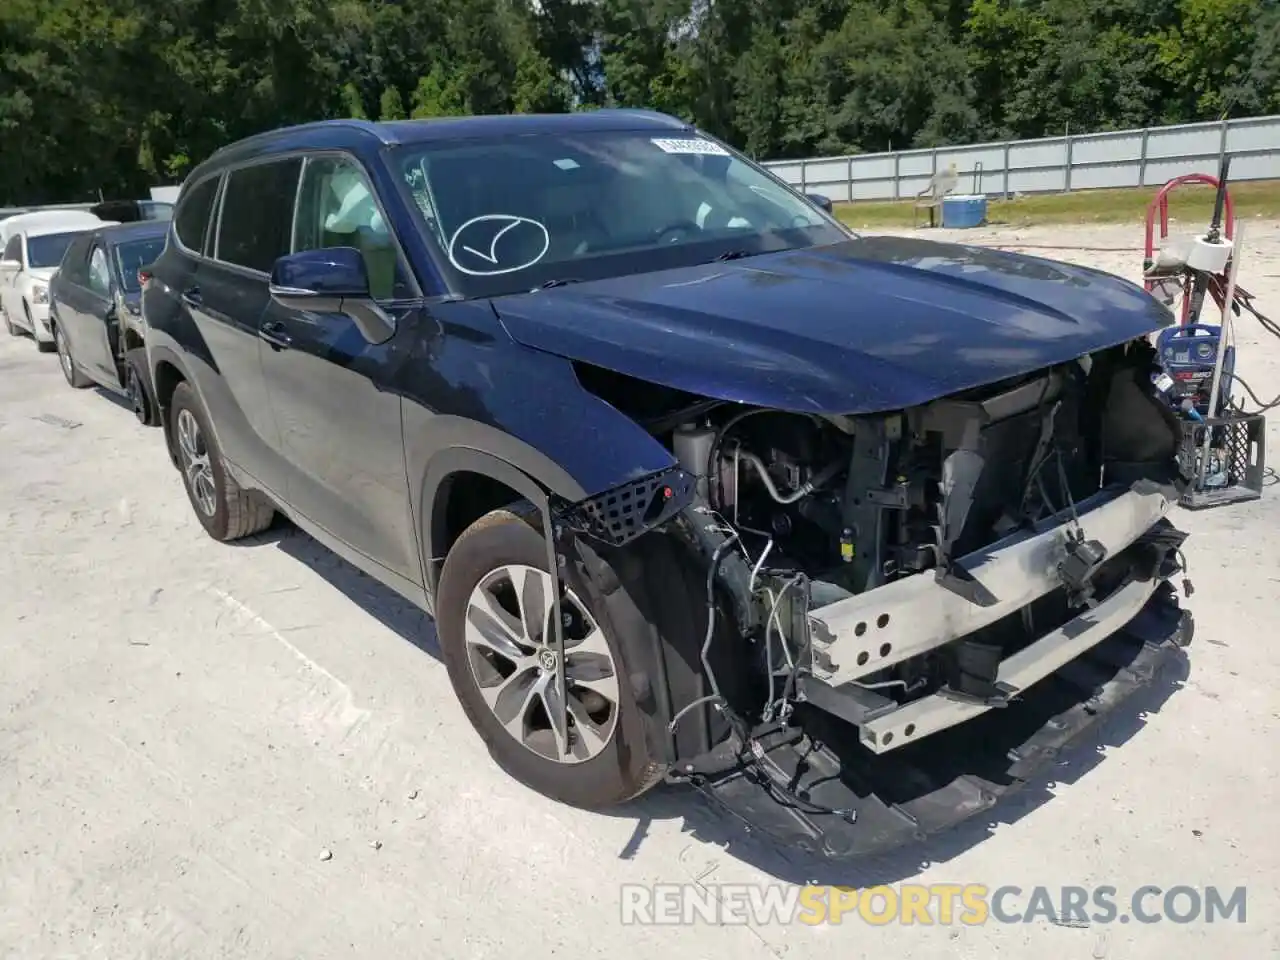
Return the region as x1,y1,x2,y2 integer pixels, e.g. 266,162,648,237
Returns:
676,585,1192,860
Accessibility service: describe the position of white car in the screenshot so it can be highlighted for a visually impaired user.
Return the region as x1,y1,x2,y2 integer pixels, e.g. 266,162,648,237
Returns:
0,215,113,350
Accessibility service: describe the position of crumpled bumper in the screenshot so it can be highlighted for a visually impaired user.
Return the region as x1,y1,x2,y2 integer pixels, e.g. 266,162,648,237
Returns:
674,565,1192,861
27,301,52,341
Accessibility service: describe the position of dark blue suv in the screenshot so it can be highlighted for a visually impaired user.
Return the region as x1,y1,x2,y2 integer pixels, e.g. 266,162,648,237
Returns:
144,110,1192,857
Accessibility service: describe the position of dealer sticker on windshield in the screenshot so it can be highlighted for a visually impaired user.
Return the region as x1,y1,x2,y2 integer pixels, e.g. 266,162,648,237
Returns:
651,137,730,156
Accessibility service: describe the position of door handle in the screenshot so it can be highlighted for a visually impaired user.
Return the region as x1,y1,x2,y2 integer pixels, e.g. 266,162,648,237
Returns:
259,318,293,350
181,286,202,308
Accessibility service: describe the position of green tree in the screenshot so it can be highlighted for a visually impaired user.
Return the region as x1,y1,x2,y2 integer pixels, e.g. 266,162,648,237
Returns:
410,66,466,118
341,82,368,120
1,0,1277,205
379,86,406,121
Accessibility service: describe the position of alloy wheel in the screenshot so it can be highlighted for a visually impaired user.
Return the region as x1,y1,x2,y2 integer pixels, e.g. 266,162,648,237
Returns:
176,407,217,517
464,563,620,764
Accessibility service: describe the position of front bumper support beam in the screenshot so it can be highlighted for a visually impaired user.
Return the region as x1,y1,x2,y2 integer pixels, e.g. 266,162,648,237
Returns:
674,586,1192,861
805,481,1173,690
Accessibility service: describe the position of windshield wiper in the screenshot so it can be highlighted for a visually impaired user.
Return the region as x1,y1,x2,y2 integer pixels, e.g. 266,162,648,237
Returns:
539,278,585,289
710,250,752,262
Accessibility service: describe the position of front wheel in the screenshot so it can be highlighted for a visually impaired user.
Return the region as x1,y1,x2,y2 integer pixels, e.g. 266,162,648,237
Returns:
169,381,275,541
53,317,92,388
435,509,666,807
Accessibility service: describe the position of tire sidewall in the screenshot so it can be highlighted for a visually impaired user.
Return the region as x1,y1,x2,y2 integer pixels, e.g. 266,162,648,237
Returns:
52,316,79,387
126,360,150,424
169,383,233,539
435,512,659,808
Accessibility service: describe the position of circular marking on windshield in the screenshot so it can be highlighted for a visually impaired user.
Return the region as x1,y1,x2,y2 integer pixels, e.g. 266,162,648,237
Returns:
446,214,550,276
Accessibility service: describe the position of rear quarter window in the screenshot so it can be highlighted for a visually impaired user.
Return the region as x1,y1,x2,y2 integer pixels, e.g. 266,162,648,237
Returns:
174,176,220,254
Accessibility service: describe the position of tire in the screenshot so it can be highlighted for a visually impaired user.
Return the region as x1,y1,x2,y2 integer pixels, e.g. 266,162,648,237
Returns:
169,381,274,541
435,508,667,808
30,303,54,352
52,315,92,389
2,304,17,337
124,353,156,425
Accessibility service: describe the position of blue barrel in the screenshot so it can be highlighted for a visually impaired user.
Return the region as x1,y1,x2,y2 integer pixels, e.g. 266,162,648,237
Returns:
941,194,988,229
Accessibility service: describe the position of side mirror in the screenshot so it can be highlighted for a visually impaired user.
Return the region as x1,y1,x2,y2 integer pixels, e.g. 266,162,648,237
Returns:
805,193,834,214
0,259,20,274
269,247,395,345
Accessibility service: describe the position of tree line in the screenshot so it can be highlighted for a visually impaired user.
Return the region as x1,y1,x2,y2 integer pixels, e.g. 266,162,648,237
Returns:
1,0,1277,205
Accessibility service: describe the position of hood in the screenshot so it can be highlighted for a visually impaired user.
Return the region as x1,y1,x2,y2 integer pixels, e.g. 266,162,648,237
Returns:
490,236,1173,414
26,267,57,284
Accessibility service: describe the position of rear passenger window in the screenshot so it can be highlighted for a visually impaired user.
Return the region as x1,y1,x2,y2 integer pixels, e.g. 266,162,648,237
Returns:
174,176,219,253
215,159,303,273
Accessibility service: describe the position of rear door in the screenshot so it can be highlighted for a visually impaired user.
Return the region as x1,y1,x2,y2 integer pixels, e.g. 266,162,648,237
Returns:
193,156,301,497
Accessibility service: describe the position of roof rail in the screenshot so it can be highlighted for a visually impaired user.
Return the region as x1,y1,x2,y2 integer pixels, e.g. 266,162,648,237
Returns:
207,118,388,160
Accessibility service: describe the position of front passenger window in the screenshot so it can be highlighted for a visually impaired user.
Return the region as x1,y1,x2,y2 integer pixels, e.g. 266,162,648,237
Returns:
88,247,111,296
293,157,410,301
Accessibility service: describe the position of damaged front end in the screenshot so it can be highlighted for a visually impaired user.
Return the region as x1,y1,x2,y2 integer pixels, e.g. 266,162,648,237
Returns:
560,336,1194,859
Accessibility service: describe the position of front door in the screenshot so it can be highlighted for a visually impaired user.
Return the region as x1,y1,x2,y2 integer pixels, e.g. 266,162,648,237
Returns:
259,153,421,586
75,242,123,383
49,234,113,383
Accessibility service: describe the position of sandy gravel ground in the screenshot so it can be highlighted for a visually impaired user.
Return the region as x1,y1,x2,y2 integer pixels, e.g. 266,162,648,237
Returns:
2,218,1279,960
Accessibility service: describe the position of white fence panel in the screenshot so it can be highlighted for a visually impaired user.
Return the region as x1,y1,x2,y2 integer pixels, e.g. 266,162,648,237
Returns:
759,115,1280,202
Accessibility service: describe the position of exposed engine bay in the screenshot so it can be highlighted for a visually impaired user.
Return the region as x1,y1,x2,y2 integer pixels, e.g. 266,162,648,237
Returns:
576,334,1191,758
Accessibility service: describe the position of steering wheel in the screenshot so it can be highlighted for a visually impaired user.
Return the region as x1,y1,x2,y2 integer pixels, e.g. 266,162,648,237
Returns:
653,220,702,244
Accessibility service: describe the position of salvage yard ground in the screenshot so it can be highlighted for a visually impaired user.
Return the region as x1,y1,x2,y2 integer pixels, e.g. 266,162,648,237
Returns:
3,220,1279,959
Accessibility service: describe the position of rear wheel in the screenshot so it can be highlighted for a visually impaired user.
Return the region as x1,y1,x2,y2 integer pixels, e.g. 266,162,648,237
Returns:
435,509,666,807
53,316,92,388
125,357,152,424
169,381,274,541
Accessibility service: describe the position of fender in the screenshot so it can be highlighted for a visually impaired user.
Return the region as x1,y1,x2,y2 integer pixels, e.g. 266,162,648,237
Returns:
409,416,591,602
413,434,714,769
146,341,195,469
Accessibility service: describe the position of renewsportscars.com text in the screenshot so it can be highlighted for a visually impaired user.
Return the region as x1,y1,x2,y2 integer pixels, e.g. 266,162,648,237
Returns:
619,883,1248,926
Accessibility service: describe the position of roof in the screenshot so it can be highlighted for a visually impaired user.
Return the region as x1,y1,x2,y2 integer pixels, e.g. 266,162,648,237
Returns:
1,209,102,237
374,109,689,145
26,219,114,239
197,109,691,175
96,220,170,244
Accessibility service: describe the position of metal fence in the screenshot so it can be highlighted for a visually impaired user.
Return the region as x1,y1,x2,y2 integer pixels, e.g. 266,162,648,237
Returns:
760,115,1280,203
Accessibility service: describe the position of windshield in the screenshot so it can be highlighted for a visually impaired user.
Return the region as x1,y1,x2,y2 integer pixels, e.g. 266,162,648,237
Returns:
391,130,848,298
115,236,167,292
26,232,80,269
